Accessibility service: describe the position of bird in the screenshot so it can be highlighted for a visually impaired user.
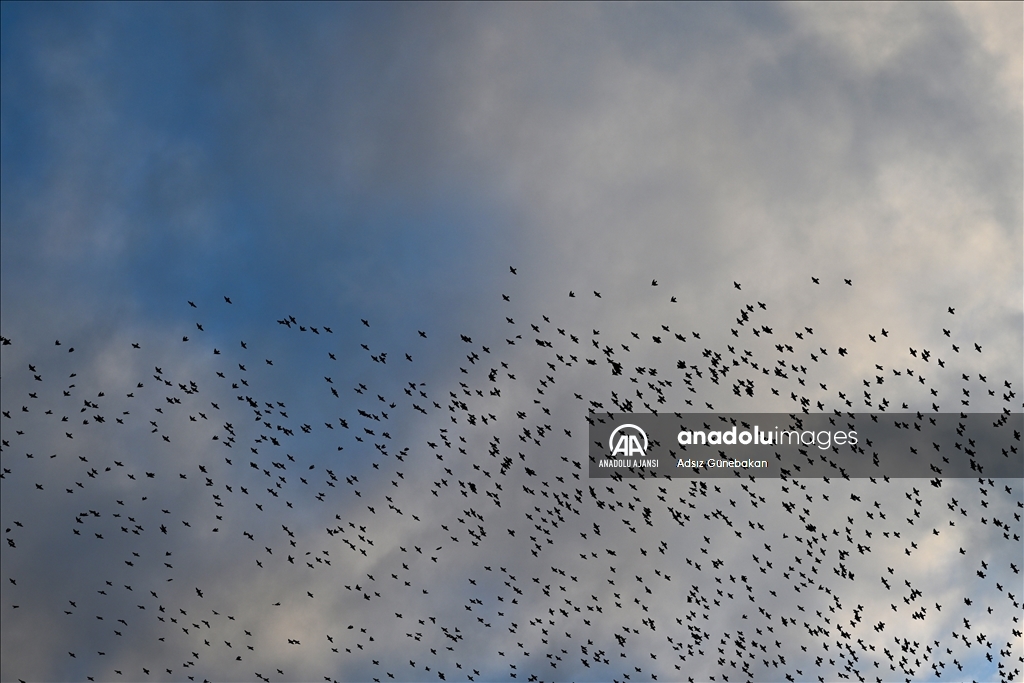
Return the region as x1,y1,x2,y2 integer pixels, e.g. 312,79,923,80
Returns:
0,268,1019,683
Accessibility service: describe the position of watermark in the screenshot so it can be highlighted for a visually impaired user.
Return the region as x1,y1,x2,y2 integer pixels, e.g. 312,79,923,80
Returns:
676,425,856,449
588,412,1022,479
609,423,648,457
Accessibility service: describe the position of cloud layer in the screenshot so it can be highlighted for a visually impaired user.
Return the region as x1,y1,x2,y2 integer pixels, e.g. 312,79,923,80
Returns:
2,3,1021,682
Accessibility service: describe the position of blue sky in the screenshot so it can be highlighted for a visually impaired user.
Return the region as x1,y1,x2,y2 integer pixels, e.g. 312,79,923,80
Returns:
2,3,1022,682
2,3,523,342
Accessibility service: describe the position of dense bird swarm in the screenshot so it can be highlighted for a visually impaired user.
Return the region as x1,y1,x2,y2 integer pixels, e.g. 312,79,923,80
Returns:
1,273,1022,683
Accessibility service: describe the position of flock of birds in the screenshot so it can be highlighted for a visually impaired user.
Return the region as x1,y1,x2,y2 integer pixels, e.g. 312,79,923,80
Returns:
1,270,1022,683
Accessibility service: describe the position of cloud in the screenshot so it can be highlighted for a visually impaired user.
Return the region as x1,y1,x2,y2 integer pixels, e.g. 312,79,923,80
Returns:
2,3,1021,682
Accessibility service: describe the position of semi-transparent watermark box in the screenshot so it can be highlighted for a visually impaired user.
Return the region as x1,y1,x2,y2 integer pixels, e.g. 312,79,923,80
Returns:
587,412,1022,479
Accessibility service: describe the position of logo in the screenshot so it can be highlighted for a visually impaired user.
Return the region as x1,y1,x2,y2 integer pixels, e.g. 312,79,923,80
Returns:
609,424,648,457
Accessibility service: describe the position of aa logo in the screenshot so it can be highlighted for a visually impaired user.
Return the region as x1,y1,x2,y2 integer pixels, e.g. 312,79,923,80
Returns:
609,424,648,457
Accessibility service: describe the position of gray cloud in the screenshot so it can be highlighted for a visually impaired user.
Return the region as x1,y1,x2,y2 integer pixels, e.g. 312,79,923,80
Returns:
2,3,1021,683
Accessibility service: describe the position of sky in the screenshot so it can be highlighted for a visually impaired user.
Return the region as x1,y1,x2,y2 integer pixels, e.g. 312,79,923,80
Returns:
1,3,1022,682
